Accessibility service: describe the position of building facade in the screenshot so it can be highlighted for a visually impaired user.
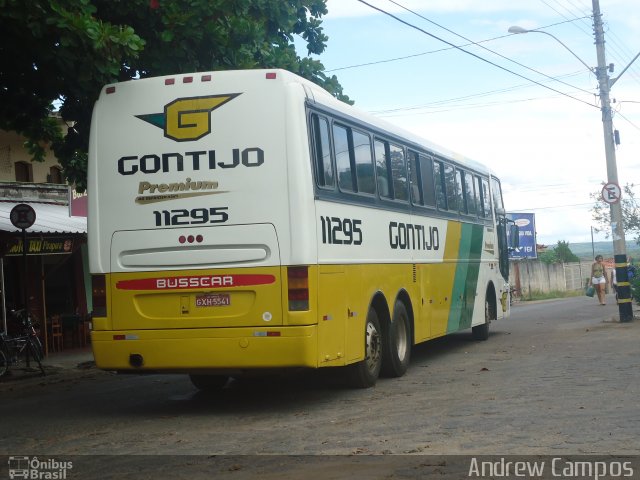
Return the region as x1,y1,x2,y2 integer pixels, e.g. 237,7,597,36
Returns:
0,127,89,355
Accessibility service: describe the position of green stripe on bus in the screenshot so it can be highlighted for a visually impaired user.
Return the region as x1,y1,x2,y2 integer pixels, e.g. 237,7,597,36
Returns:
447,224,484,333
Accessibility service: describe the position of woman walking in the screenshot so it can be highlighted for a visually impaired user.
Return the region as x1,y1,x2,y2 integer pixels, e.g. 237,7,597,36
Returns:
591,255,608,305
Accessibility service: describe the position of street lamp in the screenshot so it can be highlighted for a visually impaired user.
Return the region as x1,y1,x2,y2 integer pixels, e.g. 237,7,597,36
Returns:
507,26,594,72
508,15,635,322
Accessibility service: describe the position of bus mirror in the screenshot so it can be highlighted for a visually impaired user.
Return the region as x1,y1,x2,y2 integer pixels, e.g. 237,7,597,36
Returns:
508,224,520,250
495,207,506,216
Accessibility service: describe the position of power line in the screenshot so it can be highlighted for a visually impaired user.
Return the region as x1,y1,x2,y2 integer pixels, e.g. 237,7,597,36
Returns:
385,0,595,95
370,71,586,115
326,17,593,74
326,34,512,73
354,0,598,109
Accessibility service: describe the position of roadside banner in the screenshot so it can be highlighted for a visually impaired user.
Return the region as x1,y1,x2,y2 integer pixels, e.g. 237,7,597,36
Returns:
507,212,537,259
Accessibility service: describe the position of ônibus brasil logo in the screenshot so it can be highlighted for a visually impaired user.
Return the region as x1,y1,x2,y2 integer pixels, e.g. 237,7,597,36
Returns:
136,94,240,142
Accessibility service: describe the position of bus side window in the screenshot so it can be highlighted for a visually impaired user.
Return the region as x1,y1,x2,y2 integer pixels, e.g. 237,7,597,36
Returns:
433,160,447,210
408,150,422,205
420,154,436,207
481,177,491,217
353,129,375,195
456,169,467,214
311,114,335,189
333,124,354,192
474,175,484,217
389,143,408,202
444,163,458,212
464,171,477,216
491,177,505,213
374,140,392,199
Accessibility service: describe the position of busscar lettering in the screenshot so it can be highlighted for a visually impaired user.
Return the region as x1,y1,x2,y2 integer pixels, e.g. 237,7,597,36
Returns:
389,222,440,251
156,276,233,289
118,148,264,175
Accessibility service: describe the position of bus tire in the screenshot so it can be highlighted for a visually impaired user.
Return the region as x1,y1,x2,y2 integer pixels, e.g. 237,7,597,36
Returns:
472,296,493,341
381,300,411,377
189,374,229,391
346,308,382,388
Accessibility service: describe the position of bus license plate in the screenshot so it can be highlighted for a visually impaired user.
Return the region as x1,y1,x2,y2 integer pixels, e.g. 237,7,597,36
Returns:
195,294,230,307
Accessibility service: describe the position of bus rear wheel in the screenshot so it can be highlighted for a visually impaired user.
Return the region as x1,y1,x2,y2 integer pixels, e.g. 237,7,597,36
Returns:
189,374,229,391
347,308,382,388
381,300,411,377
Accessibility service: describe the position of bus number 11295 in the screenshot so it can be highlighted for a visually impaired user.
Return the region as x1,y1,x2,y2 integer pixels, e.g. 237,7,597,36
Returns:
153,207,229,226
320,216,363,245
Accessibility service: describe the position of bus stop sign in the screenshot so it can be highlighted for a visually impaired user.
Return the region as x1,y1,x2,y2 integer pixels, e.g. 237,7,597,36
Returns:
10,203,36,229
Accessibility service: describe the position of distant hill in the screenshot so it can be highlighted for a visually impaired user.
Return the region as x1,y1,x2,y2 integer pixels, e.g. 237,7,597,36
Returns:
552,240,640,261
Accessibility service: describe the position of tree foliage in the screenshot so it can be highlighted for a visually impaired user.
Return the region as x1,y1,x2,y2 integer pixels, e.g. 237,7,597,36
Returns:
0,0,349,189
591,183,640,243
538,240,580,264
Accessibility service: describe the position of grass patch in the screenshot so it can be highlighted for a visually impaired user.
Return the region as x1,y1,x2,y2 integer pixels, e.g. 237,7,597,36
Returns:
517,290,584,301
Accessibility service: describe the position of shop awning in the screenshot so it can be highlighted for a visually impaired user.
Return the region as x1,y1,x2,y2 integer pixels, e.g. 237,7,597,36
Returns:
0,201,86,234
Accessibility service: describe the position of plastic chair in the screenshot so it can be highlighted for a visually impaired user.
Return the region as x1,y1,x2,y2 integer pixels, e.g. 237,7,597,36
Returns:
49,315,63,352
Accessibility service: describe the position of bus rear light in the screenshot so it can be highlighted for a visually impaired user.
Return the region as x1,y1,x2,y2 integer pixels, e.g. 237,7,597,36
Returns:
105,86,116,94
201,74,212,82
183,76,193,83
266,72,277,80
178,235,203,244
165,78,175,85
92,274,107,317
288,266,309,311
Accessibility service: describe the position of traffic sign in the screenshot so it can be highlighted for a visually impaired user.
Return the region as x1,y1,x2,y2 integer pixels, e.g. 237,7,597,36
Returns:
9,203,36,229
601,182,622,204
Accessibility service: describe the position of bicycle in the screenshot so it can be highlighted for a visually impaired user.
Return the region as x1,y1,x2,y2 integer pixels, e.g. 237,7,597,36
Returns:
0,309,45,378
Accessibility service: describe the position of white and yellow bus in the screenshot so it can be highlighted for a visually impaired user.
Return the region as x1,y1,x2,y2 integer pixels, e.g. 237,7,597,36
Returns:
88,69,514,389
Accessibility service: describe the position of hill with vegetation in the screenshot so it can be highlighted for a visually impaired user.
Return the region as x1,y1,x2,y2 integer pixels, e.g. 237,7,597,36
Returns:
559,241,640,261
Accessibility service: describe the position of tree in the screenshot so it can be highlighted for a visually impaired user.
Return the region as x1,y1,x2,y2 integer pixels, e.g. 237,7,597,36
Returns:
591,183,640,243
538,241,580,264
0,0,350,190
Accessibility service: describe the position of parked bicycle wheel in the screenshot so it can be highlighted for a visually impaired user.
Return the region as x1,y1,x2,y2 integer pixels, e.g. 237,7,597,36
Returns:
27,337,45,375
29,336,44,362
0,344,8,377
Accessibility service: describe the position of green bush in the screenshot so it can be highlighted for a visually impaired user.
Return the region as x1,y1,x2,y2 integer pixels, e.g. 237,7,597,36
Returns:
630,276,640,304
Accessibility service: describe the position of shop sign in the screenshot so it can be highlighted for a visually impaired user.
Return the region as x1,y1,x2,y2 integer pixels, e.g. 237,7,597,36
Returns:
5,237,74,256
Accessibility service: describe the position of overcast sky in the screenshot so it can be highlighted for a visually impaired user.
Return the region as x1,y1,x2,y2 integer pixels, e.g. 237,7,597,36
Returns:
311,0,640,246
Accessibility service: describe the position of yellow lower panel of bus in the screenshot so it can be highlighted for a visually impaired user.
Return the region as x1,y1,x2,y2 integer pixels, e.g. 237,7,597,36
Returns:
91,325,319,371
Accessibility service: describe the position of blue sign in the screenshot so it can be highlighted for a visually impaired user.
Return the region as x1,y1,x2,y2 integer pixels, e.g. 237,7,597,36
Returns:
507,212,537,259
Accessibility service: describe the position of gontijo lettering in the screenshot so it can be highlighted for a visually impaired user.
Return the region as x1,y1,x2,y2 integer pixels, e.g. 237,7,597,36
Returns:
118,148,264,175
389,221,439,250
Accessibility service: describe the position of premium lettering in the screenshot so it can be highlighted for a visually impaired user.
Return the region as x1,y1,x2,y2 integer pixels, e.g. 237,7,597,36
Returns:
138,178,218,194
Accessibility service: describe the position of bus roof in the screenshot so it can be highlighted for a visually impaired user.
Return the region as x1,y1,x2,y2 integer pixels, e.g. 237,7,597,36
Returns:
101,68,494,178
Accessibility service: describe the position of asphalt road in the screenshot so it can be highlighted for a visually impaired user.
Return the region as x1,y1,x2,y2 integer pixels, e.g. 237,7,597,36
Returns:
1,294,639,478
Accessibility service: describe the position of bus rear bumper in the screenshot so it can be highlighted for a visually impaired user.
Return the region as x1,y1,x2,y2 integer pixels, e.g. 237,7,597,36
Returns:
91,325,319,372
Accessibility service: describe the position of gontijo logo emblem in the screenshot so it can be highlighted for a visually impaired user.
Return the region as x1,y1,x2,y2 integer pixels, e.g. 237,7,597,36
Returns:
136,94,240,142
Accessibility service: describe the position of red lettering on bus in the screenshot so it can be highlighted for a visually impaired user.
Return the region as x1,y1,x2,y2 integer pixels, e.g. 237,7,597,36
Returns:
116,274,274,291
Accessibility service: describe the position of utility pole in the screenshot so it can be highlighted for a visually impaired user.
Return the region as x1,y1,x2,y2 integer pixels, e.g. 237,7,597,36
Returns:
592,0,633,321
